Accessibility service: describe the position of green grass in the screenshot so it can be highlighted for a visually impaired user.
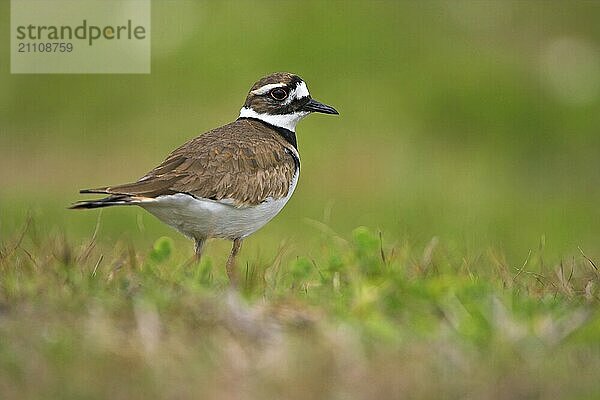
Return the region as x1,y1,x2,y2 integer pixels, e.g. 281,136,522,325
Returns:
1,220,599,399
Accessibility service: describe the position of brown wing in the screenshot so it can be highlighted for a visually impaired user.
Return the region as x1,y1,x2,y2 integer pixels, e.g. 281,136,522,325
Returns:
89,119,298,207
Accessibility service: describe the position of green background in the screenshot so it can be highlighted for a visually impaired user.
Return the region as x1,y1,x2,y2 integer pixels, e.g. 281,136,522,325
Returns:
2,0,600,265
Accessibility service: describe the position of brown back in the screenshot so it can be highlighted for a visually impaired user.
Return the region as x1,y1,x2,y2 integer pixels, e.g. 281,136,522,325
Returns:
96,119,298,207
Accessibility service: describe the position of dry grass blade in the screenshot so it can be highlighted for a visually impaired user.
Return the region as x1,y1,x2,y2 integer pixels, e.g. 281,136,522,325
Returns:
421,236,439,272
379,230,387,266
578,247,598,271
92,255,104,277
19,247,39,269
77,211,103,264
513,249,532,281
0,214,32,263
578,246,600,283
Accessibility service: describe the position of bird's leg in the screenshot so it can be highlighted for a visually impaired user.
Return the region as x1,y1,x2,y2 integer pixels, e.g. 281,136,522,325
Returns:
226,238,243,284
193,237,206,264
183,238,207,269
183,238,204,268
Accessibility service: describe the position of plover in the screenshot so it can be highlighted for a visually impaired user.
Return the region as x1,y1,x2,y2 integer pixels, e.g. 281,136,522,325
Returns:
72,72,338,282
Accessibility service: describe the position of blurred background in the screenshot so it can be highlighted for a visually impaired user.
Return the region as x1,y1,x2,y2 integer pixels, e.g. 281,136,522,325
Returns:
1,0,600,265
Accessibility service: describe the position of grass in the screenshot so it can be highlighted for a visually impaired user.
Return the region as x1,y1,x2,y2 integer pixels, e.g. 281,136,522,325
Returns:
1,218,600,399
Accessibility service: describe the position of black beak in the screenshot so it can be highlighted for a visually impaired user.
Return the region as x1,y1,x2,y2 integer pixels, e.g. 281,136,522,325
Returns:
302,98,339,115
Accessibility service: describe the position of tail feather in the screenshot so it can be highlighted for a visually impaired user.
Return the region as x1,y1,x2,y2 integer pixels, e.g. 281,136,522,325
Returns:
79,188,111,194
69,194,137,209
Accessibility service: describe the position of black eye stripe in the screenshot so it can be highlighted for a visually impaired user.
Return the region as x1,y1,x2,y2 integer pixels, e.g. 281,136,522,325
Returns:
263,97,311,115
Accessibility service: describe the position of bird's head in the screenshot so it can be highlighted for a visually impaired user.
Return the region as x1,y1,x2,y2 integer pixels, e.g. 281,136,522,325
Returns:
239,72,338,132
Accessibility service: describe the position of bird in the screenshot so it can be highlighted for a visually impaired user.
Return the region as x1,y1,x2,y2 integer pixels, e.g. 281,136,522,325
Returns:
71,72,338,282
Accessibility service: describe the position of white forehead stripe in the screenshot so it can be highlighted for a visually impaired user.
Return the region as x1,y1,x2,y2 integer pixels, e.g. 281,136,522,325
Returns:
282,81,311,105
251,83,286,95
250,81,310,99
239,107,309,132
294,81,310,99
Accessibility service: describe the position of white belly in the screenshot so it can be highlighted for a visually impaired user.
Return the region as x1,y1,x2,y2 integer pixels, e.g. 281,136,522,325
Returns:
140,171,298,240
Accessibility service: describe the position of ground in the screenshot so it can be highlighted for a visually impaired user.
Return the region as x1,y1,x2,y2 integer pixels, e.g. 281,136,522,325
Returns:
1,220,599,399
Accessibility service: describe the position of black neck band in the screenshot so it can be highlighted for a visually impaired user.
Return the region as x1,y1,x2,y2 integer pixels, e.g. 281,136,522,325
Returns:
238,117,298,150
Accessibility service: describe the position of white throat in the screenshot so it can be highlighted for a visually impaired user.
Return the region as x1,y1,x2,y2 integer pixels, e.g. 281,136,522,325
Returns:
239,107,309,132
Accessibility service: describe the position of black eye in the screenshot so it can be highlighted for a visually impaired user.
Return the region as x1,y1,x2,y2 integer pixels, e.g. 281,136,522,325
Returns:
270,88,288,101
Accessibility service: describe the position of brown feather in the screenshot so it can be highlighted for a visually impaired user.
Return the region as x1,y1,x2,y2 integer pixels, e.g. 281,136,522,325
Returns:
91,119,298,207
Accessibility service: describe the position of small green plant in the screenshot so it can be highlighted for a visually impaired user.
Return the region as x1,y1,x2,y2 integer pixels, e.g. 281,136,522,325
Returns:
352,226,384,277
149,236,174,263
